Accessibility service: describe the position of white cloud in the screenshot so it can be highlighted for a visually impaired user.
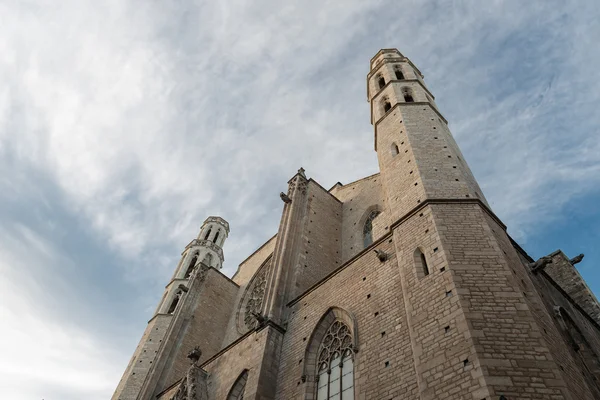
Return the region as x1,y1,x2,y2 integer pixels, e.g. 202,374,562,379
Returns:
0,224,124,400
1,0,600,398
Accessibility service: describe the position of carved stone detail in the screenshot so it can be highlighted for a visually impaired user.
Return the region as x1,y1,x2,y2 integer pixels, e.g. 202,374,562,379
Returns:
201,216,230,232
243,262,270,330
570,253,584,265
187,346,202,365
184,239,224,262
317,321,354,372
373,249,389,262
280,192,292,204
528,256,553,274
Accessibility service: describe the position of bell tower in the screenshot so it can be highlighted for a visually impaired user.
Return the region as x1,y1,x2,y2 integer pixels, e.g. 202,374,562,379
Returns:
368,48,488,221
112,216,229,400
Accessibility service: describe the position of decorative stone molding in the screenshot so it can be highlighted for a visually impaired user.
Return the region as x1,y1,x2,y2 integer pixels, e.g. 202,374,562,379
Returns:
184,239,224,262
570,253,584,265
169,348,209,400
528,256,553,274
237,257,272,333
200,216,229,233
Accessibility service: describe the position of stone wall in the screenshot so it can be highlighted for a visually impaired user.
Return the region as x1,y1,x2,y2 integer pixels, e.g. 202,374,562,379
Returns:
276,235,420,399
153,268,239,396
545,251,600,325
330,173,389,262
289,180,342,300
203,326,283,399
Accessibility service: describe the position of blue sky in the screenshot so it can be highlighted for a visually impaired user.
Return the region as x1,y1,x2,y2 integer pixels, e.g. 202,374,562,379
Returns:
1,1,599,399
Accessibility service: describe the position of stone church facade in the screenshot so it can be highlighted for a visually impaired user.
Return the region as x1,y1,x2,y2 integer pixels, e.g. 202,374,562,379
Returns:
113,49,600,400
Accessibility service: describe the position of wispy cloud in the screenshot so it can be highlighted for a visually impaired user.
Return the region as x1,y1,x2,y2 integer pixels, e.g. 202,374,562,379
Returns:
1,0,599,398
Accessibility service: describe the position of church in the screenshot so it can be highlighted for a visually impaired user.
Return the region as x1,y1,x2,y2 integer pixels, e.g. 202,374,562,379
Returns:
112,49,600,400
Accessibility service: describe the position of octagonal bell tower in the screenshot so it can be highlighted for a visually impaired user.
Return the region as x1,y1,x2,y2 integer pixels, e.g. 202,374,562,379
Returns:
175,216,230,278
112,216,229,400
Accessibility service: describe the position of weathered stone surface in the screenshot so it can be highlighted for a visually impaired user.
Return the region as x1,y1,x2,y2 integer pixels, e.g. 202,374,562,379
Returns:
113,48,600,400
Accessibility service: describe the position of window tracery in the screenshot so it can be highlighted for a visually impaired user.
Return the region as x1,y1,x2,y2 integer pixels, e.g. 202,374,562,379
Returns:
316,321,354,400
363,210,381,248
227,370,248,400
243,263,269,330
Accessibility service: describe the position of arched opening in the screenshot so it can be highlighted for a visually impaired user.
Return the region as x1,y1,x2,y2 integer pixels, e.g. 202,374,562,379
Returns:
383,100,391,113
184,253,198,278
303,308,357,400
414,248,429,277
402,88,414,103
394,68,404,80
167,291,182,314
204,228,212,240
213,230,220,244
377,76,385,89
202,253,213,268
363,210,381,248
391,142,399,156
227,370,249,400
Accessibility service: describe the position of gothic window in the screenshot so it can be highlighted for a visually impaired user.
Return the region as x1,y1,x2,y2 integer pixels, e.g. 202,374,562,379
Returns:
394,68,404,80
316,321,355,400
213,230,220,244
242,260,270,330
415,248,429,277
227,370,248,400
391,142,399,156
167,291,182,314
383,100,391,113
363,210,381,248
204,228,212,240
402,87,415,102
184,253,198,279
377,75,385,89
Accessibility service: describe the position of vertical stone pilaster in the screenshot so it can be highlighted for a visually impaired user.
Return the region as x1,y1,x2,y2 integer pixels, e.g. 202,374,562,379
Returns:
262,169,309,325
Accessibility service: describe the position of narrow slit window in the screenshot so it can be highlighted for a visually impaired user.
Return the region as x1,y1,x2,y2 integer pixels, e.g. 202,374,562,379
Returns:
213,230,220,244
414,248,430,277
184,254,198,278
391,143,399,156
204,228,211,240
363,211,381,248
167,291,182,314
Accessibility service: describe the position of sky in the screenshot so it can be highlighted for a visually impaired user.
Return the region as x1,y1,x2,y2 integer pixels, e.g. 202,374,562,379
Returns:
1,0,599,399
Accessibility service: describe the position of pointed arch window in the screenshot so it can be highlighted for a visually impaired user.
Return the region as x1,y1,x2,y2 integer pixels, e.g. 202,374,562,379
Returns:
377,75,386,89
383,100,391,113
213,230,220,244
184,253,198,278
394,68,404,80
402,87,414,103
414,248,429,277
204,227,212,240
167,290,182,314
316,321,354,400
363,210,381,248
227,370,248,400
